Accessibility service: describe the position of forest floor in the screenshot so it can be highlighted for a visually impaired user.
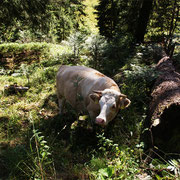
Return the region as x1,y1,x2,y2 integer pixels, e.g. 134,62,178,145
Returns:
0,42,180,179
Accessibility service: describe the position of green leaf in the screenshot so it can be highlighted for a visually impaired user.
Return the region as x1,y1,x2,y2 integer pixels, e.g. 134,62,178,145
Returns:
44,145,49,149
107,167,114,177
155,174,161,180
79,115,88,121
41,152,46,158
40,140,47,144
98,168,109,177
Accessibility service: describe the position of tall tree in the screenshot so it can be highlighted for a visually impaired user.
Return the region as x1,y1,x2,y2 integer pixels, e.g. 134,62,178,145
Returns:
47,0,85,41
96,0,142,39
96,0,179,44
0,0,49,30
96,0,120,38
0,0,85,42
147,0,179,50
135,0,153,43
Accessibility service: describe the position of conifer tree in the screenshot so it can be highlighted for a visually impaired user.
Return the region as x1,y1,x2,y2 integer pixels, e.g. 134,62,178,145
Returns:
0,0,85,42
96,0,120,38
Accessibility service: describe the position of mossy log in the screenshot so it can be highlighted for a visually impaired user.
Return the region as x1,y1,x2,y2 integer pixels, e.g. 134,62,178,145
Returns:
145,56,180,155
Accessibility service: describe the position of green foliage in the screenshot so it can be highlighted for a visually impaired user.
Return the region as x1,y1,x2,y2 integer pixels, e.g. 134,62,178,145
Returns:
0,43,50,68
8,126,55,179
89,133,180,179
83,33,135,75
0,42,70,57
96,0,142,39
0,43,59,179
101,34,135,74
146,0,179,42
123,64,158,86
144,157,180,179
28,124,55,179
82,0,99,33
96,0,179,44
88,133,140,179
1,0,179,45
0,0,86,42
95,0,119,38
0,42,47,53
85,34,107,69
116,63,158,135
0,42,72,71
168,159,180,177
0,0,49,42
67,31,87,57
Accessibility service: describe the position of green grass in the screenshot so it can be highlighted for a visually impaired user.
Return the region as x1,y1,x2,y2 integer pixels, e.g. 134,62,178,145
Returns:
0,43,64,178
0,42,90,179
0,42,71,54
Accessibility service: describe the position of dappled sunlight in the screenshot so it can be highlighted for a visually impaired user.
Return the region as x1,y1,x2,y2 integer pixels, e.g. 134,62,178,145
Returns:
0,0,179,178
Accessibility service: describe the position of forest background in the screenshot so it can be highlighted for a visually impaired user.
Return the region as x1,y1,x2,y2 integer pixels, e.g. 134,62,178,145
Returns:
0,0,180,179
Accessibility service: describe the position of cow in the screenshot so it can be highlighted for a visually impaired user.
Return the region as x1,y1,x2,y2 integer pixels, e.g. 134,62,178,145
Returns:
56,65,131,126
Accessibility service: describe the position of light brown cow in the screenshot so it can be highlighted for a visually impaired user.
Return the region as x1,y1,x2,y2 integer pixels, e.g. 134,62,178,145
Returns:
56,65,131,126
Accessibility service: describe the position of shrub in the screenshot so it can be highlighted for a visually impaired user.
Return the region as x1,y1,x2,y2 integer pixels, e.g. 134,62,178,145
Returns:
88,133,140,179
85,34,107,69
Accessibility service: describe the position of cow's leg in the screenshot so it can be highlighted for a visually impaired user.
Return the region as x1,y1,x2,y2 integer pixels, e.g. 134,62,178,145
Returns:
58,96,65,114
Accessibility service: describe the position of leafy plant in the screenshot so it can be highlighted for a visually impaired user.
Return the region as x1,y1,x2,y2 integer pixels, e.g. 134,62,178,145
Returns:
167,159,180,178
85,34,107,69
88,133,140,179
67,31,87,57
29,127,55,179
14,119,56,179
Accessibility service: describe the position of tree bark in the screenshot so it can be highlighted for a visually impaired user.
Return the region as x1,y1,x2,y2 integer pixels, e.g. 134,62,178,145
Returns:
144,56,180,155
135,0,153,43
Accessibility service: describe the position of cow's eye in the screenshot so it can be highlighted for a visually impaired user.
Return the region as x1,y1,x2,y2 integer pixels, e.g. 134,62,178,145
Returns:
112,104,116,109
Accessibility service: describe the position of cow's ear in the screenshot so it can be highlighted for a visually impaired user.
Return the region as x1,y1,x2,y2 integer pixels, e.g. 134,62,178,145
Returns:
119,97,131,109
89,93,101,104
124,98,131,108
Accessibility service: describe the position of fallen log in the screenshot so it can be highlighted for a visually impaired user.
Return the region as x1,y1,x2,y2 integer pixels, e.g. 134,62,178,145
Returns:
144,56,180,155
4,84,29,95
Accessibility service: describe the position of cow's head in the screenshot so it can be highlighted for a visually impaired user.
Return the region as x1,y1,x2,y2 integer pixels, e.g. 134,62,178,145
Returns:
90,89,131,126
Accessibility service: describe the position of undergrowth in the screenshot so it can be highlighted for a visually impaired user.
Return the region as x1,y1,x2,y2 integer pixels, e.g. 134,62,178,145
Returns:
0,42,179,179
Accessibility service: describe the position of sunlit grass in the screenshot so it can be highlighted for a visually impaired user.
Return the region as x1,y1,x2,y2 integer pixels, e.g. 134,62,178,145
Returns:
0,43,61,148
49,43,72,57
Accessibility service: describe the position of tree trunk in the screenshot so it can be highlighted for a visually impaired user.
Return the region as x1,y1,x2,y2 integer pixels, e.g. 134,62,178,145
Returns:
144,56,180,156
135,0,153,43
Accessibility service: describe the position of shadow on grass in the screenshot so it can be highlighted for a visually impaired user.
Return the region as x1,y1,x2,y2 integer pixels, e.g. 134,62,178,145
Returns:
0,92,105,179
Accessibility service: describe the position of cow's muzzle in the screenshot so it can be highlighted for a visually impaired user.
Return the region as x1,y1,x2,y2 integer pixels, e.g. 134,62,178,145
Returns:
95,118,106,126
